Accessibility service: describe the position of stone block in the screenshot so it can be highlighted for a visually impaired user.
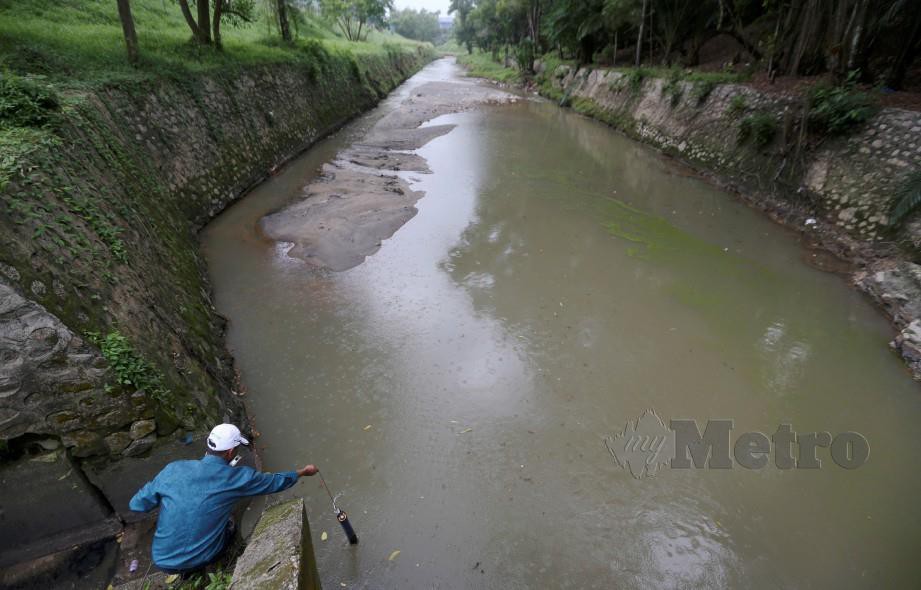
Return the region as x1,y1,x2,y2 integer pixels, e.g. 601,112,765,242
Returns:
0,450,115,567
105,431,133,453
61,429,106,458
231,499,320,590
123,434,156,457
129,419,156,440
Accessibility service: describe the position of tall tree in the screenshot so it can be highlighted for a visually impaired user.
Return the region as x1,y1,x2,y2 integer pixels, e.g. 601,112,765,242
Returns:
198,0,213,43
277,0,292,41
450,0,476,53
635,0,646,65
321,0,393,41
178,0,208,43
116,0,139,63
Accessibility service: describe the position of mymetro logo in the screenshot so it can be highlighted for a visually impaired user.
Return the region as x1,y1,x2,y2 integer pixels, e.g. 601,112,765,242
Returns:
604,409,870,480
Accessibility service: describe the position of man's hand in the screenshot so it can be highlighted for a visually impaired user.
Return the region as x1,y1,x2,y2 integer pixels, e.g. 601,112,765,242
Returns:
297,464,318,477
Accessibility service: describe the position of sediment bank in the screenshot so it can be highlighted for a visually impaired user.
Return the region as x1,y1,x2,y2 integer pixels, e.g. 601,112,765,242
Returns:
260,74,515,271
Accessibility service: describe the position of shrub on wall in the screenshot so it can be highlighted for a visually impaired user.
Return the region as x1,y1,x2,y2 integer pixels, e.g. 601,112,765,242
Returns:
738,112,778,147
807,73,877,135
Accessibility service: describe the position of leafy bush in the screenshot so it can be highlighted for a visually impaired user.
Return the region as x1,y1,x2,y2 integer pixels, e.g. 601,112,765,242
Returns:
738,112,778,147
889,171,921,227
692,80,716,105
87,330,172,405
727,94,747,117
515,38,535,74
626,68,649,93
0,72,59,128
808,72,876,135
661,69,684,107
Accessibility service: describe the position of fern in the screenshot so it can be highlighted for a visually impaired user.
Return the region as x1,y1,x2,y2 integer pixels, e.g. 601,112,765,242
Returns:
890,171,921,227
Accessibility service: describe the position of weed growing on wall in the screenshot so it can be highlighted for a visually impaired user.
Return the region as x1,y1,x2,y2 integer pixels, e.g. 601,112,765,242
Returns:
727,94,748,117
807,72,877,135
87,330,173,407
738,112,778,147
890,171,921,227
61,193,128,263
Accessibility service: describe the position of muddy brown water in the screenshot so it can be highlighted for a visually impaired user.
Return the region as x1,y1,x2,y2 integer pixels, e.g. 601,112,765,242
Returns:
202,59,921,589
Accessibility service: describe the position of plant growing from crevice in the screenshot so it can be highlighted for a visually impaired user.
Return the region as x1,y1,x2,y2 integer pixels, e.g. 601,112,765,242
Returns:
807,71,877,135
626,68,649,93
738,112,778,147
726,94,747,117
661,70,684,108
889,171,921,228
692,80,716,105
86,330,173,408
61,193,128,263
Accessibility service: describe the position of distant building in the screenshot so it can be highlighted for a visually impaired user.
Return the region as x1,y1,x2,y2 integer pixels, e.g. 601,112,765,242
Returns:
438,15,453,31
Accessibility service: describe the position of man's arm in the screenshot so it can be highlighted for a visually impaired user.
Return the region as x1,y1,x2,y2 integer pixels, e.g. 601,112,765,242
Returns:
235,464,318,497
128,479,161,513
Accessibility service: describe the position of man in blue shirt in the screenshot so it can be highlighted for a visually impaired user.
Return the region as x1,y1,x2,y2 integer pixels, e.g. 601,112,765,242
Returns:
129,423,318,573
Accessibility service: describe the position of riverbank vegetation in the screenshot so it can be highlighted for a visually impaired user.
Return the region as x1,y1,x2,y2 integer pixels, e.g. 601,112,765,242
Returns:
0,0,421,88
449,0,920,95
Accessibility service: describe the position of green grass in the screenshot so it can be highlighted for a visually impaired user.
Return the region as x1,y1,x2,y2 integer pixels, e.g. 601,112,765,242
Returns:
437,38,465,56
456,50,521,84
610,66,749,85
0,0,429,194
0,0,424,89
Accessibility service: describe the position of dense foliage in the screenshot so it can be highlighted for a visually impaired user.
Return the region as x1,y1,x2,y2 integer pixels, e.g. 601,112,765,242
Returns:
320,0,394,42
390,7,442,44
449,0,921,89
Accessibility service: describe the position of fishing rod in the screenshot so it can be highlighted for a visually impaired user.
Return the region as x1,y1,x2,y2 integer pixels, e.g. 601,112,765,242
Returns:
318,469,359,545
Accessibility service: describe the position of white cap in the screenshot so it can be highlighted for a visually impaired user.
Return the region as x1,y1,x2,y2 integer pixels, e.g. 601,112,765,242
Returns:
207,423,249,452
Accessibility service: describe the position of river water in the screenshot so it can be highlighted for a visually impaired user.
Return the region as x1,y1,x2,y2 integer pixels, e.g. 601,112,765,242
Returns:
201,59,921,589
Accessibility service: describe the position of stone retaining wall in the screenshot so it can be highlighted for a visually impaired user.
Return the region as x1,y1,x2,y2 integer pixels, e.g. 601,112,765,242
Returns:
0,45,432,564
545,64,921,242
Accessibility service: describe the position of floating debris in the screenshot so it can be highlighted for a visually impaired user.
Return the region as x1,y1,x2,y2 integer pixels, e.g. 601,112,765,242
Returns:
389,550,401,561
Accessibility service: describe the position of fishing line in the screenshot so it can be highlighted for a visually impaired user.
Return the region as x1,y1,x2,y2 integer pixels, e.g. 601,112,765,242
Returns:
317,469,359,545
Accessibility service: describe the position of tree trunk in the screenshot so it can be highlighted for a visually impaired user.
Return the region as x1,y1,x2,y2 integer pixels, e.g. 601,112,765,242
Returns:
116,0,139,64
197,0,212,43
212,0,223,49
885,8,921,89
767,2,784,78
177,0,202,39
649,4,655,65
826,0,851,78
613,30,618,67
276,0,291,42
527,0,541,49
579,35,595,65
845,0,870,72
636,0,647,67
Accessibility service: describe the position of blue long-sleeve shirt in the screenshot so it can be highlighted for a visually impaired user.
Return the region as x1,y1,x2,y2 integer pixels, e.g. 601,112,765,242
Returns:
129,454,298,571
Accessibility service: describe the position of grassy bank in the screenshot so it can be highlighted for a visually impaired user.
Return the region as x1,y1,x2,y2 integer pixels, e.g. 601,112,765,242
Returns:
456,51,521,84
0,0,426,87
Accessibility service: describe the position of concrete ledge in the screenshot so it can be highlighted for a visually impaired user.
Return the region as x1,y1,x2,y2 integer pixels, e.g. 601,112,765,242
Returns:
231,498,320,590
